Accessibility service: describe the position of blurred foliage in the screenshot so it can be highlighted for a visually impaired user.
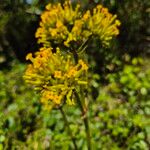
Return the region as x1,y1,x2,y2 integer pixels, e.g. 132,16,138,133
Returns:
0,0,150,149
93,57,150,149
0,0,54,67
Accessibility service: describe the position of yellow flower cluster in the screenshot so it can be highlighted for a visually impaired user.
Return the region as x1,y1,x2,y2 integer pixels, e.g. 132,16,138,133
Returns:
35,0,81,47
24,47,88,109
35,1,120,47
83,5,121,46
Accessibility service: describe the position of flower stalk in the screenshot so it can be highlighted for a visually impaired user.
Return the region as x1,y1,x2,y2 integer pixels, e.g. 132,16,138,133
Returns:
71,36,91,149
59,107,78,150
74,90,91,150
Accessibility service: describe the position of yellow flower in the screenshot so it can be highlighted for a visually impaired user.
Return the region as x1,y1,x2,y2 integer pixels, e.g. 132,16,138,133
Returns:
49,29,57,37
53,95,62,104
56,20,63,28
83,10,90,20
33,58,42,68
54,71,62,79
66,67,77,78
79,59,88,70
115,20,121,26
24,64,34,74
26,53,33,61
41,90,62,105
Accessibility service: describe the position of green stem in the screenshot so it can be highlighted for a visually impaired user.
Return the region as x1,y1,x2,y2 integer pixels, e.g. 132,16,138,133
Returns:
59,107,78,150
74,90,91,150
70,38,91,149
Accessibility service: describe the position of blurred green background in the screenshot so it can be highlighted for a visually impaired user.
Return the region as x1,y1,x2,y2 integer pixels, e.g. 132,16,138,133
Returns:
0,0,150,149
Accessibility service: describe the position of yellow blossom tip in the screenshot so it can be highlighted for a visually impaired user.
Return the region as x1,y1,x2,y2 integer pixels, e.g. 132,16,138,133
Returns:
26,53,33,61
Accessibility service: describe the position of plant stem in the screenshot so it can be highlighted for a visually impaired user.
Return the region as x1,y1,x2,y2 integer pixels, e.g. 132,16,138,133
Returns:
59,107,78,150
74,90,91,150
71,39,91,149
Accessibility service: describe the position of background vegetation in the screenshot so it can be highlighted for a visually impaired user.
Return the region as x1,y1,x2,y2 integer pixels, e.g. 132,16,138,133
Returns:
0,0,150,149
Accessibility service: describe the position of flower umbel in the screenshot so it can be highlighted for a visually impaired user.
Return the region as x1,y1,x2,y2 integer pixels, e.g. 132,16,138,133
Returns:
83,5,121,46
24,47,88,110
35,0,81,47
